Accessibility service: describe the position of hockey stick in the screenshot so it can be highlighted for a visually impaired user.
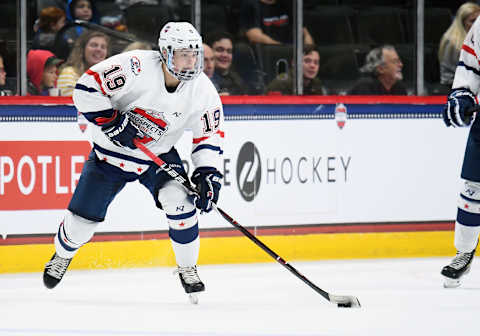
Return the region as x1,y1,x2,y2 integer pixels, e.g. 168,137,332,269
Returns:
133,138,361,308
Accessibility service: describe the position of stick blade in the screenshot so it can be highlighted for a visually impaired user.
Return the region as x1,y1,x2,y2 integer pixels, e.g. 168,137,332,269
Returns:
329,294,361,308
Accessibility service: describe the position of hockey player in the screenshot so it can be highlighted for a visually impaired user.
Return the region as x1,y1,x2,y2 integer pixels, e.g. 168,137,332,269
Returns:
442,15,480,288
43,22,224,302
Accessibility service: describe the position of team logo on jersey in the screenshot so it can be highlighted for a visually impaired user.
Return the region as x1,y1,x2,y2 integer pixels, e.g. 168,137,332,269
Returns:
128,107,169,141
236,141,262,202
335,103,347,129
130,56,141,75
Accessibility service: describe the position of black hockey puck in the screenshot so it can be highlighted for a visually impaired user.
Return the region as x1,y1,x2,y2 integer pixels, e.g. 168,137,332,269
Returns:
338,303,352,308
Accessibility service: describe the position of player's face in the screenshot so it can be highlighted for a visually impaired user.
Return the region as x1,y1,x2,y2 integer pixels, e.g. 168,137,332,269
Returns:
203,45,215,78
303,51,319,80
84,36,108,67
42,65,58,88
173,49,199,72
378,49,403,82
74,0,92,21
212,38,232,72
464,11,480,33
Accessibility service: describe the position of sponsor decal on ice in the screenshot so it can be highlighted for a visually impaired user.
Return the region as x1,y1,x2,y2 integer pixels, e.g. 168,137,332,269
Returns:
335,103,347,129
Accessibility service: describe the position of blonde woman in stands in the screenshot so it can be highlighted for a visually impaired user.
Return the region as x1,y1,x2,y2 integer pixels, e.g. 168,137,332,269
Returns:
439,2,480,87
57,30,110,96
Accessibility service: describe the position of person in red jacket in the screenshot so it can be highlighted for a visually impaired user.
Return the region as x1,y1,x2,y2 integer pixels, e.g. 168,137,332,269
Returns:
26,49,63,95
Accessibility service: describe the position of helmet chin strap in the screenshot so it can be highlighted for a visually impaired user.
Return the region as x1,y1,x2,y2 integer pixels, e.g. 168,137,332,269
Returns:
162,63,181,87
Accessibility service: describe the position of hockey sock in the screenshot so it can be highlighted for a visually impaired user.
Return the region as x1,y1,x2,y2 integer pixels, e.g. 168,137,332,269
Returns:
455,180,480,252
171,236,200,267
54,210,99,259
454,221,480,252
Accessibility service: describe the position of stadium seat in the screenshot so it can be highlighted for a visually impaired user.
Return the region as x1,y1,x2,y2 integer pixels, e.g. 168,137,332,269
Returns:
202,3,229,35
341,0,407,7
317,44,363,95
356,6,407,45
317,44,361,81
0,3,15,38
305,0,338,8
424,45,440,83
124,4,173,43
425,7,453,45
255,44,293,85
304,6,355,46
405,7,452,45
232,42,265,94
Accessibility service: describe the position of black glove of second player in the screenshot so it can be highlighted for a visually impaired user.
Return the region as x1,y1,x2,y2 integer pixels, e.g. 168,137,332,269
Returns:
101,111,140,149
191,167,223,213
443,88,477,127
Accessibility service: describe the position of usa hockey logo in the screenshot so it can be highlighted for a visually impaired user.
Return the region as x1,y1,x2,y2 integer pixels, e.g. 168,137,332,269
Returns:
335,103,347,129
130,56,141,75
236,141,262,202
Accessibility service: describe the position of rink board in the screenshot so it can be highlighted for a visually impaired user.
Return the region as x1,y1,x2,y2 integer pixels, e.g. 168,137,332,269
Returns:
0,230,458,273
0,96,469,272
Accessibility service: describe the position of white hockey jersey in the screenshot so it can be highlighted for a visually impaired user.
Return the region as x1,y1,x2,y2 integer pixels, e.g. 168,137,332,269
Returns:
452,17,480,94
73,50,224,175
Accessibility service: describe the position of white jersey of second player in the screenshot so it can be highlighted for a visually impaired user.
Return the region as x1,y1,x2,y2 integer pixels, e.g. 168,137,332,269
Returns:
72,49,224,174
452,16,480,94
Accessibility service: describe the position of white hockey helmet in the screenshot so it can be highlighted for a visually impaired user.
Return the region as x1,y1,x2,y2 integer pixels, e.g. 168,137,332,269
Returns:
158,22,204,81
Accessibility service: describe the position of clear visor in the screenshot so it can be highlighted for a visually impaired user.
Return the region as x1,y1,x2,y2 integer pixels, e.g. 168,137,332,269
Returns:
166,48,204,81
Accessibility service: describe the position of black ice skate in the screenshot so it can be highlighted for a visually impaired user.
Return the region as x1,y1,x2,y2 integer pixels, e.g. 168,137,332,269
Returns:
43,253,72,289
441,248,476,288
175,265,205,304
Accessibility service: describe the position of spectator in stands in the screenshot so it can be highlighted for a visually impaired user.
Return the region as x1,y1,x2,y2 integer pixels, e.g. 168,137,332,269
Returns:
266,44,327,95
240,0,314,45
57,30,109,96
439,2,480,87
203,43,221,92
203,43,215,79
349,45,407,95
26,49,63,96
207,31,247,95
0,54,13,96
0,55,6,89
122,41,153,52
54,0,100,60
32,6,67,53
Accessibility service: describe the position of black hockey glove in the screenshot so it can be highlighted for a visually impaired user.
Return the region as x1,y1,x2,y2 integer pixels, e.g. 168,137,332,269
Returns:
191,167,223,213
101,111,141,149
443,88,477,127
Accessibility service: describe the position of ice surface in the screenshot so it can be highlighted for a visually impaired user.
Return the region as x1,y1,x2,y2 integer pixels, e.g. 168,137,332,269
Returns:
0,257,477,336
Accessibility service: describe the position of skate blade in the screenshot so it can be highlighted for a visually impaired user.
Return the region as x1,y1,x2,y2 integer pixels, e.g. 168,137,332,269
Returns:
443,277,461,288
188,293,199,305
